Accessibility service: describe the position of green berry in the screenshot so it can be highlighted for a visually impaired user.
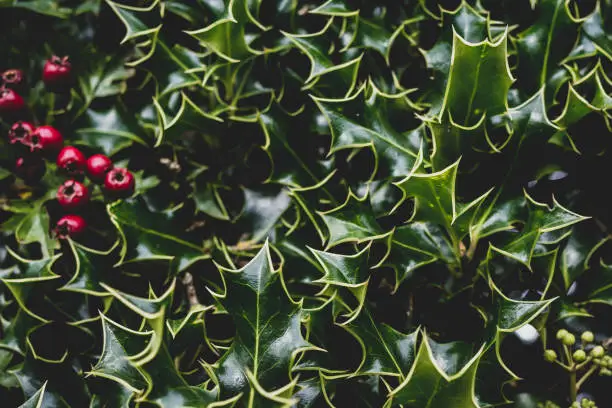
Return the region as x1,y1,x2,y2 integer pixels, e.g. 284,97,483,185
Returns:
601,368,612,376
581,331,594,343
562,333,576,346
591,346,605,358
573,349,587,362
544,349,557,362
556,329,569,340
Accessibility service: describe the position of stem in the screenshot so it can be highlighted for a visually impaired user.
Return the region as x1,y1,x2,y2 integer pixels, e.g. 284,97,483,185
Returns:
569,367,577,403
576,365,598,391
563,344,573,365
466,236,478,260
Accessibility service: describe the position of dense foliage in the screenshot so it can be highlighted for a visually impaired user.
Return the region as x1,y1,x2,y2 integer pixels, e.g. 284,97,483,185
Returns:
1,0,611,407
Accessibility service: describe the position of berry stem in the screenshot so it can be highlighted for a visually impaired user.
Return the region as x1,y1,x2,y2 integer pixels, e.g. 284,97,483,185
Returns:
576,364,598,392
563,344,573,365
575,357,593,371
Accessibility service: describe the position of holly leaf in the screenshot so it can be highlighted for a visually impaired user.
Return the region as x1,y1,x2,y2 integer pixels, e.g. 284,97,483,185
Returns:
88,314,150,394
387,332,485,408
59,240,118,296
344,309,419,377
1,250,61,323
1,201,57,258
580,3,612,60
186,0,264,63
283,18,363,87
192,183,230,220
211,242,312,401
422,2,502,117
108,198,209,271
378,222,457,290
312,81,423,180
75,51,135,115
437,29,512,126
310,245,370,321
18,381,48,408
236,186,292,243
560,225,610,290
514,0,579,99
395,158,492,241
318,190,384,248
489,193,588,268
73,105,150,156
260,106,332,188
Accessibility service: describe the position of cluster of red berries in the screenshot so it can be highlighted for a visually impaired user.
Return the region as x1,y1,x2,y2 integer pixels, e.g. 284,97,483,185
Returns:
53,145,135,239
0,55,72,113
3,57,136,240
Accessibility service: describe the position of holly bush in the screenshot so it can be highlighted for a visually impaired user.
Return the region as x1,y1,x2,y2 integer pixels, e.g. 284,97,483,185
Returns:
1,0,611,407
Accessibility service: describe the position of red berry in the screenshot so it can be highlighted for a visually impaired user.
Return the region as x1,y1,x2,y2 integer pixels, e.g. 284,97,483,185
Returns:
15,156,46,183
86,154,113,181
43,55,71,87
0,88,25,112
8,121,35,146
54,215,86,239
104,167,135,197
57,180,89,209
56,146,86,175
28,125,63,153
2,69,23,85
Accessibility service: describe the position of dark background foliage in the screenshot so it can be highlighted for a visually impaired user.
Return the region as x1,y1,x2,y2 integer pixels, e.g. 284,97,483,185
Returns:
0,0,611,407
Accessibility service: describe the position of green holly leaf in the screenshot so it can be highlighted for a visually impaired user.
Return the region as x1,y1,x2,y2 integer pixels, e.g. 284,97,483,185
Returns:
310,245,370,321
560,225,610,290
141,41,202,96
192,183,230,220
283,18,362,86
514,0,579,99
553,63,612,149
108,198,209,271
395,158,491,243
1,250,61,323
1,201,57,258
260,106,332,188
576,261,612,307
313,82,423,180
438,29,512,126
74,51,135,115
579,3,612,60
106,0,162,44
378,222,457,290
387,332,485,408
318,190,384,248
73,105,150,156
236,186,292,243
88,314,150,394
422,2,501,117
211,242,312,401
0,0,71,18
59,240,119,296
489,193,588,268
18,381,48,408
186,0,264,63
506,88,561,160
344,309,419,377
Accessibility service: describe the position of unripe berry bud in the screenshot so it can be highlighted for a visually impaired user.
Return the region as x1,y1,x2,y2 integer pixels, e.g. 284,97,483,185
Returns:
581,331,594,343
544,349,557,362
562,333,576,346
591,346,605,358
556,329,569,340
573,349,586,362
